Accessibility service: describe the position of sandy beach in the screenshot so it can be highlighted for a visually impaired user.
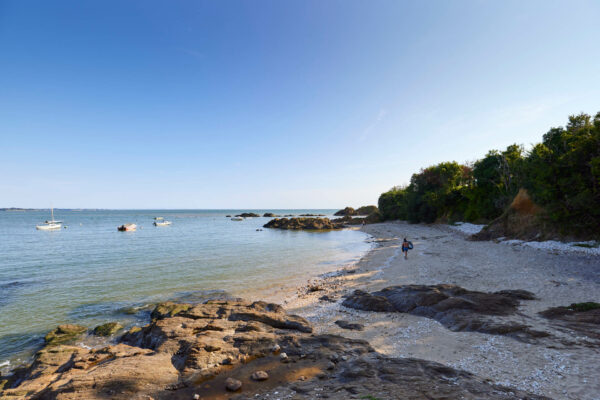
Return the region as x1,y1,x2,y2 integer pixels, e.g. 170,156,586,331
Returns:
280,222,600,400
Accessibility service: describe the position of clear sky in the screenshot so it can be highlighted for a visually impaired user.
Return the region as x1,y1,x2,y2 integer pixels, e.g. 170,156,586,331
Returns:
1,0,599,209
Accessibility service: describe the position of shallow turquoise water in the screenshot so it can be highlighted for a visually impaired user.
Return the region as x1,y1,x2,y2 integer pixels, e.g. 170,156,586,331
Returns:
0,209,370,370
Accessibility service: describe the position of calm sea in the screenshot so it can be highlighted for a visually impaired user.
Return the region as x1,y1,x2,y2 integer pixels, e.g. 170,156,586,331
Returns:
0,209,370,371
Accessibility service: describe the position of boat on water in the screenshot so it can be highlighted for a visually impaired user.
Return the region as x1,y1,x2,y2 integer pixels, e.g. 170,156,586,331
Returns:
154,217,164,221
117,223,137,231
36,208,62,230
153,220,172,226
231,217,244,221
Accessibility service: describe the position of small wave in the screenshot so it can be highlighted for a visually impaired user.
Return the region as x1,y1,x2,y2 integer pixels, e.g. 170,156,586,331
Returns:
0,360,10,367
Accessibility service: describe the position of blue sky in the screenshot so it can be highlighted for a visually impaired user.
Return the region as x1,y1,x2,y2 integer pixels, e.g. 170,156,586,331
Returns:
1,0,599,208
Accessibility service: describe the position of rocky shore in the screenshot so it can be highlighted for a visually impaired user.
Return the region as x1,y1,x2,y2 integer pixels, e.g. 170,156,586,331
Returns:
1,299,550,400
2,221,599,399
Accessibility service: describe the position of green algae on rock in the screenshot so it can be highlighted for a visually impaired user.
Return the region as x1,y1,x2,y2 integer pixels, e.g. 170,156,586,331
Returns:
150,301,192,320
44,324,87,346
93,322,123,336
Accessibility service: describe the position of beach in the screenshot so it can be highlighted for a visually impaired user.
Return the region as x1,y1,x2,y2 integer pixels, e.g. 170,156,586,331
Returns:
2,220,599,399
278,221,600,400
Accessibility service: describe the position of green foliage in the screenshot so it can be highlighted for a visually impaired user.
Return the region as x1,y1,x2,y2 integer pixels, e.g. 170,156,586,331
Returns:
378,186,408,220
378,112,600,237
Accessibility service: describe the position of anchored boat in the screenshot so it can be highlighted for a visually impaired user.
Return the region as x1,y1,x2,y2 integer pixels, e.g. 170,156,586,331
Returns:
117,223,137,231
153,220,172,226
36,208,62,230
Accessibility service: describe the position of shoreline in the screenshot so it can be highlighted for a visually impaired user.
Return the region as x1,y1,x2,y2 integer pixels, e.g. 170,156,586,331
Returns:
280,221,600,400
2,221,599,399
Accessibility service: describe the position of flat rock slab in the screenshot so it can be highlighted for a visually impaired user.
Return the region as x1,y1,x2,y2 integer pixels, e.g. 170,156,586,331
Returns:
540,304,600,346
342,284,549,341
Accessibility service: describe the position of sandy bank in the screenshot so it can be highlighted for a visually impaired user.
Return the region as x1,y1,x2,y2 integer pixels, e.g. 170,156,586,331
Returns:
283,221,600,400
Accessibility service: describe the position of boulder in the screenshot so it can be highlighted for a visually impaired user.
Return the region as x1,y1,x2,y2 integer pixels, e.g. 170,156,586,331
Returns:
251,370,269,381
235,213,260,218
44,324,87,346
225,377,242,391
335,320,364,331
93,322,123,336
263,213,280,217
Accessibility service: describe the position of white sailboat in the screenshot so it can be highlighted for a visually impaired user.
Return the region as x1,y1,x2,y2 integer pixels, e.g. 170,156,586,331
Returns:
36,208,62,230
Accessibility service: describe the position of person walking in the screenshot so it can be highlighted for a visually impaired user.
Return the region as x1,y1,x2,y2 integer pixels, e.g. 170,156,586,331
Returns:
402,238,412,259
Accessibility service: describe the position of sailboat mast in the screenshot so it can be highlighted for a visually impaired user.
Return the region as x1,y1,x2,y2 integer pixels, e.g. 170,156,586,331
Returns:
51,207,54,221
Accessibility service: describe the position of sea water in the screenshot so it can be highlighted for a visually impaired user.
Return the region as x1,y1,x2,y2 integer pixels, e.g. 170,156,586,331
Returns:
0,209,370,372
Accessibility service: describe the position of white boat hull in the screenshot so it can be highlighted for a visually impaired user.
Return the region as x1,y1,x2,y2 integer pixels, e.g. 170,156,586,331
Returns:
153,221,172,226
36,223,61,230
231,217,244,221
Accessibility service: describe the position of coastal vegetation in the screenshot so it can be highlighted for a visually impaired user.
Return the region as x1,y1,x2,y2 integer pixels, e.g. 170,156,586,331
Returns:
378,112,600,238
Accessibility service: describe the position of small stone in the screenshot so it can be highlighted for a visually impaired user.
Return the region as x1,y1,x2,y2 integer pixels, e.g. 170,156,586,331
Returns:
193,395,200,400
341,355,348,361
271,344,280,353
221,357,233,365
326,361,335,370
251,370,269,381
298,375,307,381
279,352,288,362
225,377,242,392
316,372,327,379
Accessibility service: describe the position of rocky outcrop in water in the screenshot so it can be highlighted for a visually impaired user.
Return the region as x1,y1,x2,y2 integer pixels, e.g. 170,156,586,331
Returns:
263,217,344,230
235,213,260,218
262,213,280,217
0,299,551,399
342,284,549,342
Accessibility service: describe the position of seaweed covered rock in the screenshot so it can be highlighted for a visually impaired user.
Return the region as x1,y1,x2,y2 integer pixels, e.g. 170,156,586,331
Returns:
150,301,191,319
235,213,260,218
93,322,123,337
262,213,280,217
44,324,87,346
264,217,344,230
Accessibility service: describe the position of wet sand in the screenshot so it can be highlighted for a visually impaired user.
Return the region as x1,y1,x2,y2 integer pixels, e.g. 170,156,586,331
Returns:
280,221,600,400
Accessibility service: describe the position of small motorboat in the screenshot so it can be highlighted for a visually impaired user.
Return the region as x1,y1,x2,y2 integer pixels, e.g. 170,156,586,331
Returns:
153,220,172,226
117,223,137,231
231,217,244,221
154,217,164,221
36,208,62,230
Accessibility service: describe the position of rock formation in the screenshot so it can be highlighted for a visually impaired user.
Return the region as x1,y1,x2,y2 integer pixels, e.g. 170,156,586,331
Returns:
0,299,551,399
539,302,600,346
263,217,344,230
342,284,549,342
235,213,260,218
